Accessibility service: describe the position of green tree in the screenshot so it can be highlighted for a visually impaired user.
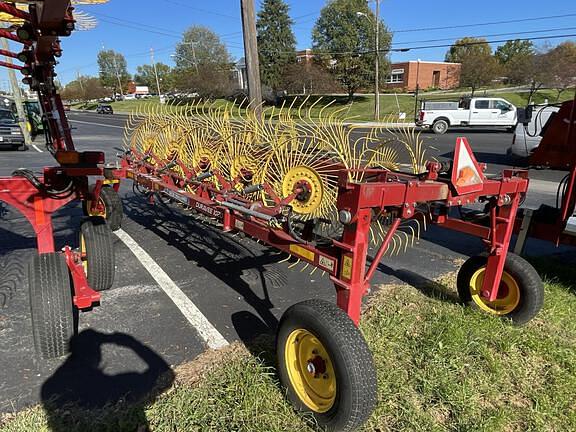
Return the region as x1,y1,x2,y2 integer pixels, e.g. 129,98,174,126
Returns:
60,79,82,101
174,64,234,99
257,0,296,91
495,39,535,65
61,76,108,101
495,40,536,85
544,41,576,100
312,0,391,101
445,37,492,63
134,63,175,93
282,61,341,94
445,38,500,95
97,50,130,94
459,53,500,95
174,26,231,70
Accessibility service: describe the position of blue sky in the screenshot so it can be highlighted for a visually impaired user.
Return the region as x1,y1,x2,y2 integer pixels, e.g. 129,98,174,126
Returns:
3,0,575,87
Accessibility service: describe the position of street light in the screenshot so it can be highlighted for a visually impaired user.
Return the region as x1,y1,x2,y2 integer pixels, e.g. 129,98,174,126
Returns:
356,2,381,121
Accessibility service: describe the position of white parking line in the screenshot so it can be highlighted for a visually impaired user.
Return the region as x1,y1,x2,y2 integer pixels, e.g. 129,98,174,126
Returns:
114,228,229,350
31,144,43,152
69,119,125,129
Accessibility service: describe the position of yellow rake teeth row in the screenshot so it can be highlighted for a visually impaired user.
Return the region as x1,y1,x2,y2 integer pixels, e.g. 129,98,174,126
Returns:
125,100,430,256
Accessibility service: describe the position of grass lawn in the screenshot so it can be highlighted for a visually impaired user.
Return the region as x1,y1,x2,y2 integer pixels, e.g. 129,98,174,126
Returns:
2,257,575,432
72,87,574,124
73,95,416,122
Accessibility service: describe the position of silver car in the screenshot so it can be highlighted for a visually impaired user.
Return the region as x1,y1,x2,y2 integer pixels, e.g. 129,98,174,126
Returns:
507,105,559,162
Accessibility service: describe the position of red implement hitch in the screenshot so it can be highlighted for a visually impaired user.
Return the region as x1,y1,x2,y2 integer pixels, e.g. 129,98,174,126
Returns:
0,1,123,359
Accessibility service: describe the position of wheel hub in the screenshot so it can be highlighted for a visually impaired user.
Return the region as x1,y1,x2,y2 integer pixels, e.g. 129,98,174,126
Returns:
281,166,323,215
470,268,520,315
307,355,327,377
284,328,336,413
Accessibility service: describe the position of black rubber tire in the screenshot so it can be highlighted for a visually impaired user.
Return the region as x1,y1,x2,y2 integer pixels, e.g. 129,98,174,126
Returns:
80,216,115,291
432,119,449,134
457,252,544,325
82,185,123,231
276,299,377,432
28,253,75,359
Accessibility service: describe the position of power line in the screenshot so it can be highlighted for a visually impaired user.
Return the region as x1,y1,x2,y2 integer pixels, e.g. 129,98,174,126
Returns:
392,13,576,33
260,33,576,56
93,14,244,50
97,17,181,39
393,26,576,46
386,33,576,53
91,11,183,38
57,45,176,74
159,0,239,20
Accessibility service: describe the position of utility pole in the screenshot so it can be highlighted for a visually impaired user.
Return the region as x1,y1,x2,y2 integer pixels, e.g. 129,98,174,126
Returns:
240,0,262,116
374,0,380,121
76,69,84,95
150,48,162,97
190,42,199,73
112,57,123,97
1,36,32,147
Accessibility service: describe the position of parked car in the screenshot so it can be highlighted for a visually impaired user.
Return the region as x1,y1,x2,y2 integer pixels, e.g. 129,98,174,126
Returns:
96,104,114,114
417,97,517,134
506,105,560,162
0,109,25,151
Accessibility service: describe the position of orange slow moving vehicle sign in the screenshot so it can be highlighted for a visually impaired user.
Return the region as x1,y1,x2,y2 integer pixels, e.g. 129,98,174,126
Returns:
451,137,485,195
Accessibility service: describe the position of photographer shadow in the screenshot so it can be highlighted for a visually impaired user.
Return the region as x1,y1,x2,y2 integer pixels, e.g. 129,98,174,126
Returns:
41,329,174,432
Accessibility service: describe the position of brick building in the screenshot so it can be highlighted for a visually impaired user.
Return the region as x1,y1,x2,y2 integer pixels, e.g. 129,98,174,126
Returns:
384,61,461,91
296,49,314,64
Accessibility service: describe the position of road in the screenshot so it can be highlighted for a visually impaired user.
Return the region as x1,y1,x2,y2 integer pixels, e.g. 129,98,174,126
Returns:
0,111,570,413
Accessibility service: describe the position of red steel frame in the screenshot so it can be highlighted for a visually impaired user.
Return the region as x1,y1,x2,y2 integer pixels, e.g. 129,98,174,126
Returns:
517,93,576,246
119,139,529,324
0,1,114,310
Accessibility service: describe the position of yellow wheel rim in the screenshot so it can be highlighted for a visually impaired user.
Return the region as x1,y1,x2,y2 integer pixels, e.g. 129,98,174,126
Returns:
80,234,88,273
284,329,336,413
281,166,324,215
469,267,520,315
86,198,107,218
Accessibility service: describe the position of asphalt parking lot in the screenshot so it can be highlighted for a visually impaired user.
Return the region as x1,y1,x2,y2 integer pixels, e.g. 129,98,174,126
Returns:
0,111,570,413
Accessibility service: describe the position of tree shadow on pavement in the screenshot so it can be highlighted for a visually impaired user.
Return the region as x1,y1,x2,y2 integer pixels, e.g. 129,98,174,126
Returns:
41,329,174,432
122,193,282,333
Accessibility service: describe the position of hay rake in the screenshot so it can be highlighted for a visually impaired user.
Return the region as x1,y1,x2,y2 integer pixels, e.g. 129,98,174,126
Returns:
120,101,544,430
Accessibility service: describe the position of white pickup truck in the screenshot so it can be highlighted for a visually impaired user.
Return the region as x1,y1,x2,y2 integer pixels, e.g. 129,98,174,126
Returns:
416,97,517,134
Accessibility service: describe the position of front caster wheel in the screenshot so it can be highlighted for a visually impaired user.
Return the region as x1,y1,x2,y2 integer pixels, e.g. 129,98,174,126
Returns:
28,253,75,359
82,185,123,231
276,299,377,432
457,252,544,325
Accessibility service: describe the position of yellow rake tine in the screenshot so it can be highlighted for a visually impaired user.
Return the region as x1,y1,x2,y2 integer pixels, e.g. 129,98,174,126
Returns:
400,230,410,253
288,258,301,269
278,253,292,264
